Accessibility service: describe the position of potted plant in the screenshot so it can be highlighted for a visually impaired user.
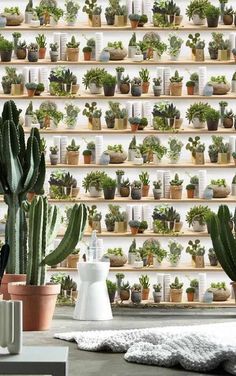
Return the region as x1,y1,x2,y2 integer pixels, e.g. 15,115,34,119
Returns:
8,197,86,330
67,248,80,268
0,37,13,62
205,107,220,131
119,281,130,301
83,149,92,164
151,244,167,267
186,239,205,268
128,13,140,28
167,240,183,267
120,76,130,94
210,178,230,198
131,283,141,303
106,280,116,303
16,40,27,60
223,110,234,128
186,0,209,25
24,82,36,97
66,139,80,165
186,103,210,129
49,42,59,62
153,284,162,303
138,221,148,234
169,277,183,302
186,287,195,302
82,0,97,24
167,34,183,61
185,184,195,199
64,0,80,26
107,144,127,164
208,248,218,266
105,5,115,25
129,220,140,235
170,173,183,199
104,248,127,267
153,77,162,96
82,171,107,197
92,212,102,233
210,282,230,301
82,68,106,94
128,117,140,132
169,70,183,96
186,81,195,95
49,145,59,165
210,75,230,95
186,205,211,232
35,34,47,59
223,6,234,25
167,137,183,164
139,68,150,94
2,6,24,26
11,73,24,96
205,4,220,27
27,42,39,62
131,180,142,200
139,275,150,300
102,73,117,97
102,176,117,200
218,142,229,164
120,178,130,197
114,4,128,27
131,77,142,97
35,83,45,96
139,171,150,197
64,103,80,129
153,180,162,200
66,35,80,61
107,41,127,60
82,46,92,61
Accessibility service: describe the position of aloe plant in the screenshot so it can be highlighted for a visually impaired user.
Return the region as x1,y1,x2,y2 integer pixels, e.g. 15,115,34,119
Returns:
0,100,46,274
27,196,87,285
207,205,236,281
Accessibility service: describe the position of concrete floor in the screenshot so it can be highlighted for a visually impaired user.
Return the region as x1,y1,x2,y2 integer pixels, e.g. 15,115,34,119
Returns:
20,307,236,376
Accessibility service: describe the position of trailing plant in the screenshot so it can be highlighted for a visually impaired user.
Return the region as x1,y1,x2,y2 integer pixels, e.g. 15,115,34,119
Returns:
186,205,211,227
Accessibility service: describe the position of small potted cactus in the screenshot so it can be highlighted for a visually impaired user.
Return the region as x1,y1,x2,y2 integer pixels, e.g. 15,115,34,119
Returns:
131,77,142,97
49,145,59,165
25,82,37,97
186,183,195,199
129,13,140,29
131,180,142,200
27,43,39,62
106,280,117,303
83,46,92,61
153,283,162,303
120,178,130,197
169,70,183,96
66,36,80,61
139,274,150,300
153,180,162,200
120,281,130,301
49,42,59,62
170,173,183,199
66,139,80,165
186,287,195,302
83,149,92,164
129,220,140,235
170,277,183,303
131,283,141,303
129,117,140,132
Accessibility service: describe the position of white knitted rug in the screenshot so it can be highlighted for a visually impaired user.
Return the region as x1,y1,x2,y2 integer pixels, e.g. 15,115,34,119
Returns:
55,322,236,374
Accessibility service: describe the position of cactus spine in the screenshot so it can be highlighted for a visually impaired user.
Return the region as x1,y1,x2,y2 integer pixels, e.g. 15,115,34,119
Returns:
207,205,236,281
27,196,87,285
0,101,45,274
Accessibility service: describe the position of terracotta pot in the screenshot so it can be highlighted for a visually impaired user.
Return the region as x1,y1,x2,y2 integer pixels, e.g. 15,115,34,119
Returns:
67,254,79,268
130,226,139,235
170,82,182,96
187,292,194,302
142,82,150,94
131,124,139,132
187,86,194,95
195,255,205,268
27,88,35,97
130,20,139,29
8,283,60,331
170,289,182,302
141,185,150,197
84,51,91,61
141,288,150,300
170,185,182,199
67,48,79,61
83,154,91,164
67,151,79,165
187,189,194,198
38,47,46,59
0,274,26,300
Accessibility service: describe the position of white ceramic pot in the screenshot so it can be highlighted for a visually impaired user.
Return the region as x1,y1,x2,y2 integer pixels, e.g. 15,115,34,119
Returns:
89,83,102,94
89,187,102,197
133,54,143,62
192,118,206,129
128,149,136,161
128,46,137,58
192,220,206,232
192,14,206,25
133,157,143,165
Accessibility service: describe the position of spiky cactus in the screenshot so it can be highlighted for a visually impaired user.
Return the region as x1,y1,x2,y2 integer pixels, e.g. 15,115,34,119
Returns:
207,205,236,281
0,101,45,274
27,196,87,285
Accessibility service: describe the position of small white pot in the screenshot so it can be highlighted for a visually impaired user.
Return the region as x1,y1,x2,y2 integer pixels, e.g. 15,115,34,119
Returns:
192,14,206,25
128,46,137,58
89,83,102,94
30,19,40,27
153,51,161,61
133,157,143,165
133,54,143,62
169,53,180,61
128,149,136,161
192,221,206,232
89,187,102,197
192,118,206,129
133,260,144,268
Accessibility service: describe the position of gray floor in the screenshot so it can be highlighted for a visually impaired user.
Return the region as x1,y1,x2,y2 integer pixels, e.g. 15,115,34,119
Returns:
22,307,236,376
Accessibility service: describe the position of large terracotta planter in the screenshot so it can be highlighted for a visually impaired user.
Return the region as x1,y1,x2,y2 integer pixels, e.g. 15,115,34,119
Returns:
0,274,26,300
8,283,60,331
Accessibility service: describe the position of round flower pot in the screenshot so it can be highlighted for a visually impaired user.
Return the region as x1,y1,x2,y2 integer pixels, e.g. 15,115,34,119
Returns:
170,186,182,199
141,288,150,300
207,119,219,131
170,82,182,96
131,85,142,96
89,187,102,197
153,292,162,303
38,47,46,59
16,48,27,60
4,13,24,26
170,289,183,303
120,186,130,197
67,254,79,268
223,14,233,25
211,184,230,198
50,51,58,62
28,51,38,62
212,288,230,301
103,187,116,200
83,51,91,61
109,151,127,164
120,289,130,301
100,152,110,165
67,48,79,61
187,189,195,199
131,291,141,303
83,154,91,164
130,227,139,235
103,84,116,97
212,82,230,95
27,88,36,97
67,151,79,165
187,292,194,302
131,188,142,200
141,185,150,197
153,85,162,96
130,20,139,29
0,274,26,300
105,221,115,232
107,254,127,267
50,154,58,165
0,50,12,62
223,117,233,128
153,188,162,199
141,82,150,94
9,283,60,331
120,83,130,94
209,254,218,267
207,16,219,27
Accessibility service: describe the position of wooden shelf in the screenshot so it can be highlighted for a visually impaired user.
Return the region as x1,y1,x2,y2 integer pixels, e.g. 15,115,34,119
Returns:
48,264,222,272
45,162,236,168
113,300,236,308
3,22,236,31
23,127,236,135
1,58,235,66
3,93,236,100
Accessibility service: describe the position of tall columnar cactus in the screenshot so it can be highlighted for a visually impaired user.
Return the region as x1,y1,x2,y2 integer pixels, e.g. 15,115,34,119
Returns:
27,196,87,285
0,101,45,274
207,205,236,281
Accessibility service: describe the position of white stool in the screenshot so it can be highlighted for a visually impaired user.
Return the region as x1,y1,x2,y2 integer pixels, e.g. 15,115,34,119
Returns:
74,262,113,321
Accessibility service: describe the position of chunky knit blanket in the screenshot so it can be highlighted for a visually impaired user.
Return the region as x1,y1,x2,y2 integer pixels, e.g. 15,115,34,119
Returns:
55,322,236,374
